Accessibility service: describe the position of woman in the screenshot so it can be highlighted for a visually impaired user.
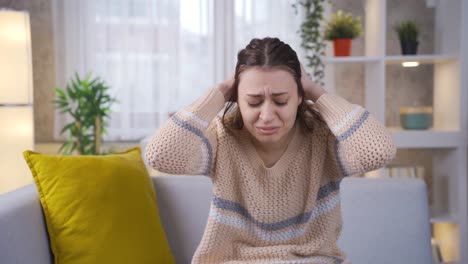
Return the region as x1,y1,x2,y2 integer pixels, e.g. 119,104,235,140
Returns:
145,37,397,264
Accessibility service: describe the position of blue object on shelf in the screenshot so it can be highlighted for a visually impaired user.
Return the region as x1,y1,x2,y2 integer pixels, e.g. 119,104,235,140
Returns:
400,107,433,130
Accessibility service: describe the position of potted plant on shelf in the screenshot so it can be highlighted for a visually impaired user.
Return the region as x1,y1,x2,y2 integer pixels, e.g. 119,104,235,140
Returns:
324,10,363,57
53,72,118,155
395,20,419,55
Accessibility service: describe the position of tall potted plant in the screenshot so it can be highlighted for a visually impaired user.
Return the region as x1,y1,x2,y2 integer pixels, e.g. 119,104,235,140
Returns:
53,72,117,155
293,0,328,86
395,20,419,55
324,10,363,56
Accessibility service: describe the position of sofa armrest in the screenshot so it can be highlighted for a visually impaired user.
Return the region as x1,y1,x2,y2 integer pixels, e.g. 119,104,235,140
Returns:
0,184,52,264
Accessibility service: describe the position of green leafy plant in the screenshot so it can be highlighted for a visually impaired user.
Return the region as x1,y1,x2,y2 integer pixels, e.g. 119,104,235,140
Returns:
324,10,363,40
395,20,419,43
293,0,328,86
53,72,118,155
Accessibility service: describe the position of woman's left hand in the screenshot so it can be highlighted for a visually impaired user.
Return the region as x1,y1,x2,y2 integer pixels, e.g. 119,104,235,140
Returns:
300,63,328,102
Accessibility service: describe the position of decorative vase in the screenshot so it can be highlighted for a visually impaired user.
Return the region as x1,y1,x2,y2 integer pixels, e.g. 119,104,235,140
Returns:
400,40,419,55
333,38,352,56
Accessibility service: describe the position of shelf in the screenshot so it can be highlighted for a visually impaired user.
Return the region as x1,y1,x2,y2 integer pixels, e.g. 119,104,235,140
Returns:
388,127,467,148
385,55,458,65
322,56,380,64
322,55,458,64
431,213,459,224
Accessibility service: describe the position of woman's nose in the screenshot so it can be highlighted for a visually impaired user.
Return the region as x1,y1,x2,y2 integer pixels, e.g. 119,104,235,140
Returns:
259,103,275,123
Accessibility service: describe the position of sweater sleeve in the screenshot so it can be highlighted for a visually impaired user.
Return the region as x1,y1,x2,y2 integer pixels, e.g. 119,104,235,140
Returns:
144,87,226,177
313,93,397,178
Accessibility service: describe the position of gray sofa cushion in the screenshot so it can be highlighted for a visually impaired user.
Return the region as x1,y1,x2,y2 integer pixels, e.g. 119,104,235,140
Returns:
0,185,52,264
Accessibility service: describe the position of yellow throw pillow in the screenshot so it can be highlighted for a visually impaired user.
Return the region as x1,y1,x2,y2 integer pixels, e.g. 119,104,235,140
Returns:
23,147,175,264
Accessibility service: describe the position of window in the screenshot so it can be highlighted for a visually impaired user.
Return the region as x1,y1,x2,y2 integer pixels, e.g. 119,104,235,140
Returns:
53,0,301,141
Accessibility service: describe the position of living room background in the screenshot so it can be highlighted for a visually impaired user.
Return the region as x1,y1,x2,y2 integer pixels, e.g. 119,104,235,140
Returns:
1,0,434,143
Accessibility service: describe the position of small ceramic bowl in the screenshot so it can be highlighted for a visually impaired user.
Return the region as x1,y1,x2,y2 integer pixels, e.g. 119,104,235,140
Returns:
399,106,433,130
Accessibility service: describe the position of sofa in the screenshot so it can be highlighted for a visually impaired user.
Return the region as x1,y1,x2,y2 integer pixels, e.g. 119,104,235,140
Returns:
0,175,433,264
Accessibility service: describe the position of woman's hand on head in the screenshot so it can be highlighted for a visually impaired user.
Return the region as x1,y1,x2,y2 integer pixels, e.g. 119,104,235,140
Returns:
300,63,327,102
217,75,235,102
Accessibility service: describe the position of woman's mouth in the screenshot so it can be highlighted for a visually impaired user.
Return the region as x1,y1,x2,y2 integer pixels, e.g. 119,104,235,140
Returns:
257,127,279,135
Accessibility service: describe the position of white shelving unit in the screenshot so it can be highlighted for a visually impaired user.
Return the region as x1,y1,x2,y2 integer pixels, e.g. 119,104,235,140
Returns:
385,54,459,64
389,127,467,148
322,56,380,63
322,1,467,263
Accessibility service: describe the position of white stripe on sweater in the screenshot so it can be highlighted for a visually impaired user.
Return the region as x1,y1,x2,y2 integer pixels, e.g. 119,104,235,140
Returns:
179,109,209,128
331,105,362,134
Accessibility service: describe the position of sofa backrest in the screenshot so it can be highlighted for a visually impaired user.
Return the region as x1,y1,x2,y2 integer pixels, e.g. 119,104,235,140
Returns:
152,175,213,264
152,176,433,264
337,177,433,263
0,176,433,264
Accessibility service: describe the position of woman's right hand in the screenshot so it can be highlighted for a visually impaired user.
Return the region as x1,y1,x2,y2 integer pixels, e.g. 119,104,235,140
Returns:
216,75,235,102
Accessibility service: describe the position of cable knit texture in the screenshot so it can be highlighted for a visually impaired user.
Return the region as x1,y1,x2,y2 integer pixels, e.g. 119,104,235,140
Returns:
145,88,397,264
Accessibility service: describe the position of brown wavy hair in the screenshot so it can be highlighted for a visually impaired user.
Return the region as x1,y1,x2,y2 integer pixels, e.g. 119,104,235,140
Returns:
222,37,324,133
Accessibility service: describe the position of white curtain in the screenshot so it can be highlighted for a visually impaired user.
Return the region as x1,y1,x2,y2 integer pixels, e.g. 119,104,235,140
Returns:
52,0,302,141
53,0,216,141
233,0,304,66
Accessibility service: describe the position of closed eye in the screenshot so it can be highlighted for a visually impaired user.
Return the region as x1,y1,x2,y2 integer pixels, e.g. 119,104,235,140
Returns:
248,102,262,107
248,101,287,107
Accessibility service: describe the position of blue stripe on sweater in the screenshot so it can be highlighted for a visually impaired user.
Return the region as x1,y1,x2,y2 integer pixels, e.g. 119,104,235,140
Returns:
213,188,340,232
171,115,213,176
337,110,369,141
317,180,341,201
333,110,370,177
213,196,309,231
210,193,341,240
334,138,349,177
260,255,345,264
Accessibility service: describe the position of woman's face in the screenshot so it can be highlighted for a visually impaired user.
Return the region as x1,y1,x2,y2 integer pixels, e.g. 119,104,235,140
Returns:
237,67,302,146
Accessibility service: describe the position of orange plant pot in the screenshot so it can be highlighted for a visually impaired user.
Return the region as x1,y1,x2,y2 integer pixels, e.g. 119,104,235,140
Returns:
333,38,352,56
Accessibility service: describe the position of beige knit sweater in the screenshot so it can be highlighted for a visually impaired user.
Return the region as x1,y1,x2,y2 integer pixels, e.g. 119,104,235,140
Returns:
145,87,397,264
